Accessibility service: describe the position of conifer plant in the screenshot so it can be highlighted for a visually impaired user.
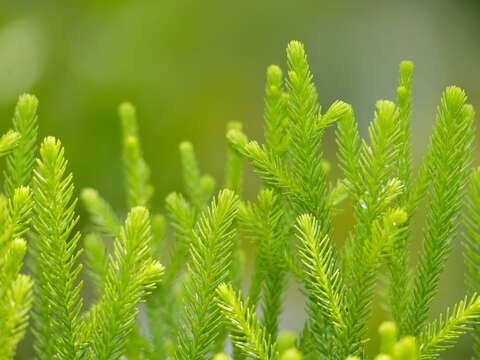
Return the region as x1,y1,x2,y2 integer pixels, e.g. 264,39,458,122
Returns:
1,40,480,360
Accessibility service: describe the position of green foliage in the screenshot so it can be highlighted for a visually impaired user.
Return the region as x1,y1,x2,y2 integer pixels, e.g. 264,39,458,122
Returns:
0,94,37,360
84,232,108,297
179,141,215,211
31,137,84,359
0,130,21,158
174,189,239,360
406,87,475,336
81,188,121,237
264,65,288,156
119,102,154,208
216,283,278,360
4,94,38,197
0,188,33,360
86,206,164,359
419,295,480,359
240,189,286,339
362,322,417,360
383,61,415,330
225,122,244,194
227,40,479,360
295,213,347,357
0,95,165,360
2,39,480,360
463,167,480,357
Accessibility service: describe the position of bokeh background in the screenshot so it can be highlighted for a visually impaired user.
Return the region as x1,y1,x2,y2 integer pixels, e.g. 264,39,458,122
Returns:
1,0,480,358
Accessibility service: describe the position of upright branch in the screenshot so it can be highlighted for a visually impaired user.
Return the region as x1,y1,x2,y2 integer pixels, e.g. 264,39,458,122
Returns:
385,61,415,328
4,94,38,197
396,61,414,192
225,122,244,195
119,102,153,208
86,207,164,360
31,137,84,359
81,188,121,237
240,189,287,339
0,187,34,360
174,190,239,360
341,100,402,353
406,87,475,336
264,65,289,156
286,40,333,222
179,141,215,212
295,213,348,358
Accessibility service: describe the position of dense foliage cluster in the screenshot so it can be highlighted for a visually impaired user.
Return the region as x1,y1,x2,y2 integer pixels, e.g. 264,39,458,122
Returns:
1,41,480,360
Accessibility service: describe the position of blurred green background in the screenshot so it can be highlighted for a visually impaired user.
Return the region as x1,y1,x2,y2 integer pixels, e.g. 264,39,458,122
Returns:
1,0,480,358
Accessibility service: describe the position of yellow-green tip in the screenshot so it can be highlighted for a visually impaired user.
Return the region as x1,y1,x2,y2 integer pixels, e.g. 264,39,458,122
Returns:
393,336,417,360
118,102,136,118
13,186,31,203
444,86,466,113
17,93,39,117
399,61,414,76
11,238,27,258
40,136,62,163
374,354,392,360
200,174,215,193
287,40,305,56
388,208,408,227
146,260,165,278
375,100,397,130
379,321,398,355
17,93,38,106
213,353,232,360
227,121,243,132
280,348,302,360
226,128,248,148
278,331,298,355
286,40,307,71
179,141,193,154
267,64,283,84
80,187,100,202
